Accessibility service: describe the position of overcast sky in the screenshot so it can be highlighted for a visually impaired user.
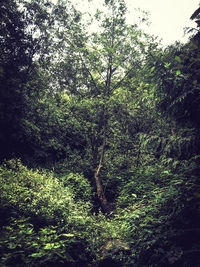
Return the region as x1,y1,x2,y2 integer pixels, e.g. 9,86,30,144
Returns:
74,0,200,46
127,0,200,45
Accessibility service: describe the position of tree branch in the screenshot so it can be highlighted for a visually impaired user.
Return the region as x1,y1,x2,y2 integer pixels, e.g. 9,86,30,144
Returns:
113,62,140,92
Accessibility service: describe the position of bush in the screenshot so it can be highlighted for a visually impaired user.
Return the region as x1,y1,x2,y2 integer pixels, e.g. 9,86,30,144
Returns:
0,159,122,266
116,165,172,207
2,159,199,266
0,159,100,266
112,162,200,266
0,216,94,266
0,159,82,225
60,172,93,202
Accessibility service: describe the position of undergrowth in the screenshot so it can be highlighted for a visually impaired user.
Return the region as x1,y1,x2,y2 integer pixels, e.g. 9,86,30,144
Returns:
0,158,200,266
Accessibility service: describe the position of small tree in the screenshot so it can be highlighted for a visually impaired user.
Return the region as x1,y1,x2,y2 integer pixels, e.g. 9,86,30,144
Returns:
49,0,153,211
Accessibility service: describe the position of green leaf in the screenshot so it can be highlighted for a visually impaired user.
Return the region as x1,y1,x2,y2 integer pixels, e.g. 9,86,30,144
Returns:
8,243,17,249
44,243,55,249
176,70,181,76
30,252,43,258
162,170,169,174
131,193,137,198
61,233,75,237
26,228,34,234
193,80,197,85
164,62,171,68
175,56,181,63
31,242,39,248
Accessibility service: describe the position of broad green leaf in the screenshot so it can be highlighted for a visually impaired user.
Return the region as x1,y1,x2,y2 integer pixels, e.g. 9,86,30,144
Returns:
150,66,155,72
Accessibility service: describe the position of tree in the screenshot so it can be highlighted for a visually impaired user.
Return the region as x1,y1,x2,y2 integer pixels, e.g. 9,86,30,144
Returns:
50,0,153,211
138,6,200,165
0,0,81,161
190,5,200,28
0,0,35,159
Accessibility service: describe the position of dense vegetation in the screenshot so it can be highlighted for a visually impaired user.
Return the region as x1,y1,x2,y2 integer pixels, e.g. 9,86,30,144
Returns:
0,0,200,266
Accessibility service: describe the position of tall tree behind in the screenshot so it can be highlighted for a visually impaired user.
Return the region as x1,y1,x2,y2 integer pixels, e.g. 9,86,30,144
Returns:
0,0,77,161
0,0,35,159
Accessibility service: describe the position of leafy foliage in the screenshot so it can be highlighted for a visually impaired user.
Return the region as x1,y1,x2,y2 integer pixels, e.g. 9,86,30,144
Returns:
0,159,104,266
0,0,35,160
0,159,86,225
1,1,200,266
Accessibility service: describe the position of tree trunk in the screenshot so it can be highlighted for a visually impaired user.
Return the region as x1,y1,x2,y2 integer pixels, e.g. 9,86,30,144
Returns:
93,52,112,212
93,112,109,212
94,168,108,211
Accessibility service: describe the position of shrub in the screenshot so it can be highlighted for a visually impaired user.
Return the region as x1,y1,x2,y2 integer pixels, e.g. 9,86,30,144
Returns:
60,172,93,203
0,159,81,225
0,159,98,266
